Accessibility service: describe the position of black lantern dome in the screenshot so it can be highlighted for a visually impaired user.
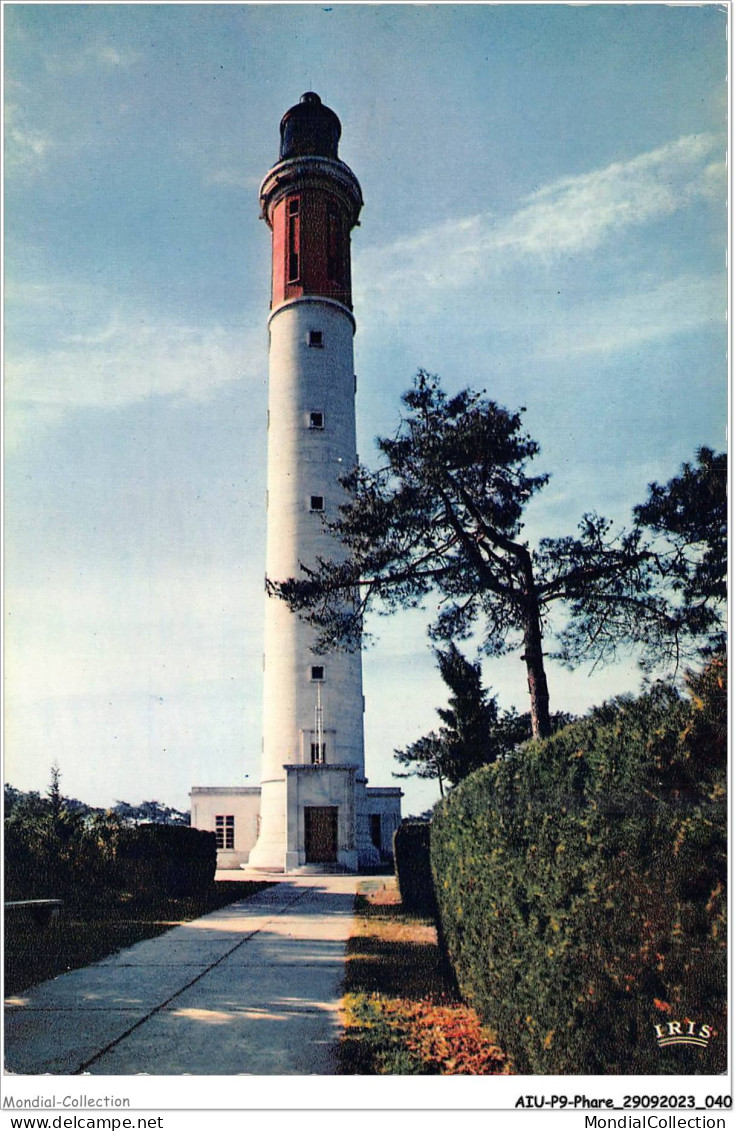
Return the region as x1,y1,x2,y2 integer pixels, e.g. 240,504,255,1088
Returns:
279,92,342,160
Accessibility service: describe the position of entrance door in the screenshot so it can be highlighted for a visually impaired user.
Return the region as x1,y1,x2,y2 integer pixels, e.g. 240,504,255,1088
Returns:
304,806,338,863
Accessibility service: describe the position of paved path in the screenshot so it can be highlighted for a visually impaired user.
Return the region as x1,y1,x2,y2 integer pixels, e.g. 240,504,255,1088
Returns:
5,875,359,1076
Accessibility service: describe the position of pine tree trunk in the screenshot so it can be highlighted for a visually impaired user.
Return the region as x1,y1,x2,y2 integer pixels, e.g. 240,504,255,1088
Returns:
519,556,552,740
524,629,552,739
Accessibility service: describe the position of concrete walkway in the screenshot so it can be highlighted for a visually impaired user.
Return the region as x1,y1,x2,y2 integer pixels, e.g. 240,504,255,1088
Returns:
5,875,359,1076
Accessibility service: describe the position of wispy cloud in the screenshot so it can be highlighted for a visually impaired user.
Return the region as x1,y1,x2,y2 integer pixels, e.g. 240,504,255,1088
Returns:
356,133,725,309
5,103,53,173
5,307,266,451
92,42,141,68
207,168,262,190
496,134,723,259
7,316,264,412
175,139,262,191
537,273,725,360
40,37,142,76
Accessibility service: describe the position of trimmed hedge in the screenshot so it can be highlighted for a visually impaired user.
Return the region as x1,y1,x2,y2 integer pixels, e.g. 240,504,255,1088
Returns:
5,819,217,905
431,658,727,1074
116,825,217,898
394,821,436,913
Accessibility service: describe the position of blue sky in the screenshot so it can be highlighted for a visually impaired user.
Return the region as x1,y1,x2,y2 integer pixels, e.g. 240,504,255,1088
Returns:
4,3,727,816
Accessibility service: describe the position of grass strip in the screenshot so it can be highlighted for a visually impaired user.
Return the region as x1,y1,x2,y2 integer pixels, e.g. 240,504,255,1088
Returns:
5,881,272,995
339,878,510,1075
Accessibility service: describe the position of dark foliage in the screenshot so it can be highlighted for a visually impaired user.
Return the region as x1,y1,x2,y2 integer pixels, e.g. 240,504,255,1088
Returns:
5,776,203,905
431,655,727,1074
116,825,216,897
4,779,116,905
112,799,190,825
394,644,505,793
394,821,436,914
395,643,577,793
634,446,726,657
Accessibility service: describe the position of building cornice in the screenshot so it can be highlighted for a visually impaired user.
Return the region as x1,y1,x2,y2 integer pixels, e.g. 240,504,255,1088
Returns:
283,763,358,774
268,294,356,332
190,786,261,795
259,155,363,228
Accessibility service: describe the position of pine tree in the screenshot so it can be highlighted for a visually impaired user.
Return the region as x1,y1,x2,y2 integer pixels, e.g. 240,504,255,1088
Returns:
395,644,506,790
272,371,656,737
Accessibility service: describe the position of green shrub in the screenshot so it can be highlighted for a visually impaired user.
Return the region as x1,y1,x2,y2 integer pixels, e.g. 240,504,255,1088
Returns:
394,821,436,913
431,657,726,1074
5,802,216,905
117,825,217,898
4,804,124,905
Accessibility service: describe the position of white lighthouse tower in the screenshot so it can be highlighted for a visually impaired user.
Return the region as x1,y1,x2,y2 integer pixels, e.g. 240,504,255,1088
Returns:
190,94,401,872
247,93,378,872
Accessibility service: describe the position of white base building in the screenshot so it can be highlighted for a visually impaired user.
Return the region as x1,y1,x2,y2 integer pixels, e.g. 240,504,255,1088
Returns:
191,783,402,872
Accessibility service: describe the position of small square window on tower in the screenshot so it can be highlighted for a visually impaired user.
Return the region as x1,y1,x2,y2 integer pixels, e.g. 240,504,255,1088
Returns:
309,412,324,429
309,495,324,512
308,330,323,348
311,665,325,682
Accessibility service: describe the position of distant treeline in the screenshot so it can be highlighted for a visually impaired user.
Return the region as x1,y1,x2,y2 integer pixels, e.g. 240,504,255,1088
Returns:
4,786,190,827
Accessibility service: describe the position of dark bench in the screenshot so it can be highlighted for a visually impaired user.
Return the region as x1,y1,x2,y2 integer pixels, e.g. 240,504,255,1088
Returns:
5,899,63,927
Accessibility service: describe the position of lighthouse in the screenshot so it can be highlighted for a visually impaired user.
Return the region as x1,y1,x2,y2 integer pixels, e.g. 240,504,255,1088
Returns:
190,94,401,872
246,92,395,871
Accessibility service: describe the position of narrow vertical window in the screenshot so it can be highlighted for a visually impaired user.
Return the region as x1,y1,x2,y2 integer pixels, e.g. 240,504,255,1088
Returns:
310,742,326,765
327,204,341,283
287,198,300,282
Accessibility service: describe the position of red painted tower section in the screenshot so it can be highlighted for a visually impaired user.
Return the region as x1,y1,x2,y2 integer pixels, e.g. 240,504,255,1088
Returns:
261,92,362,314
269,189,354,310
